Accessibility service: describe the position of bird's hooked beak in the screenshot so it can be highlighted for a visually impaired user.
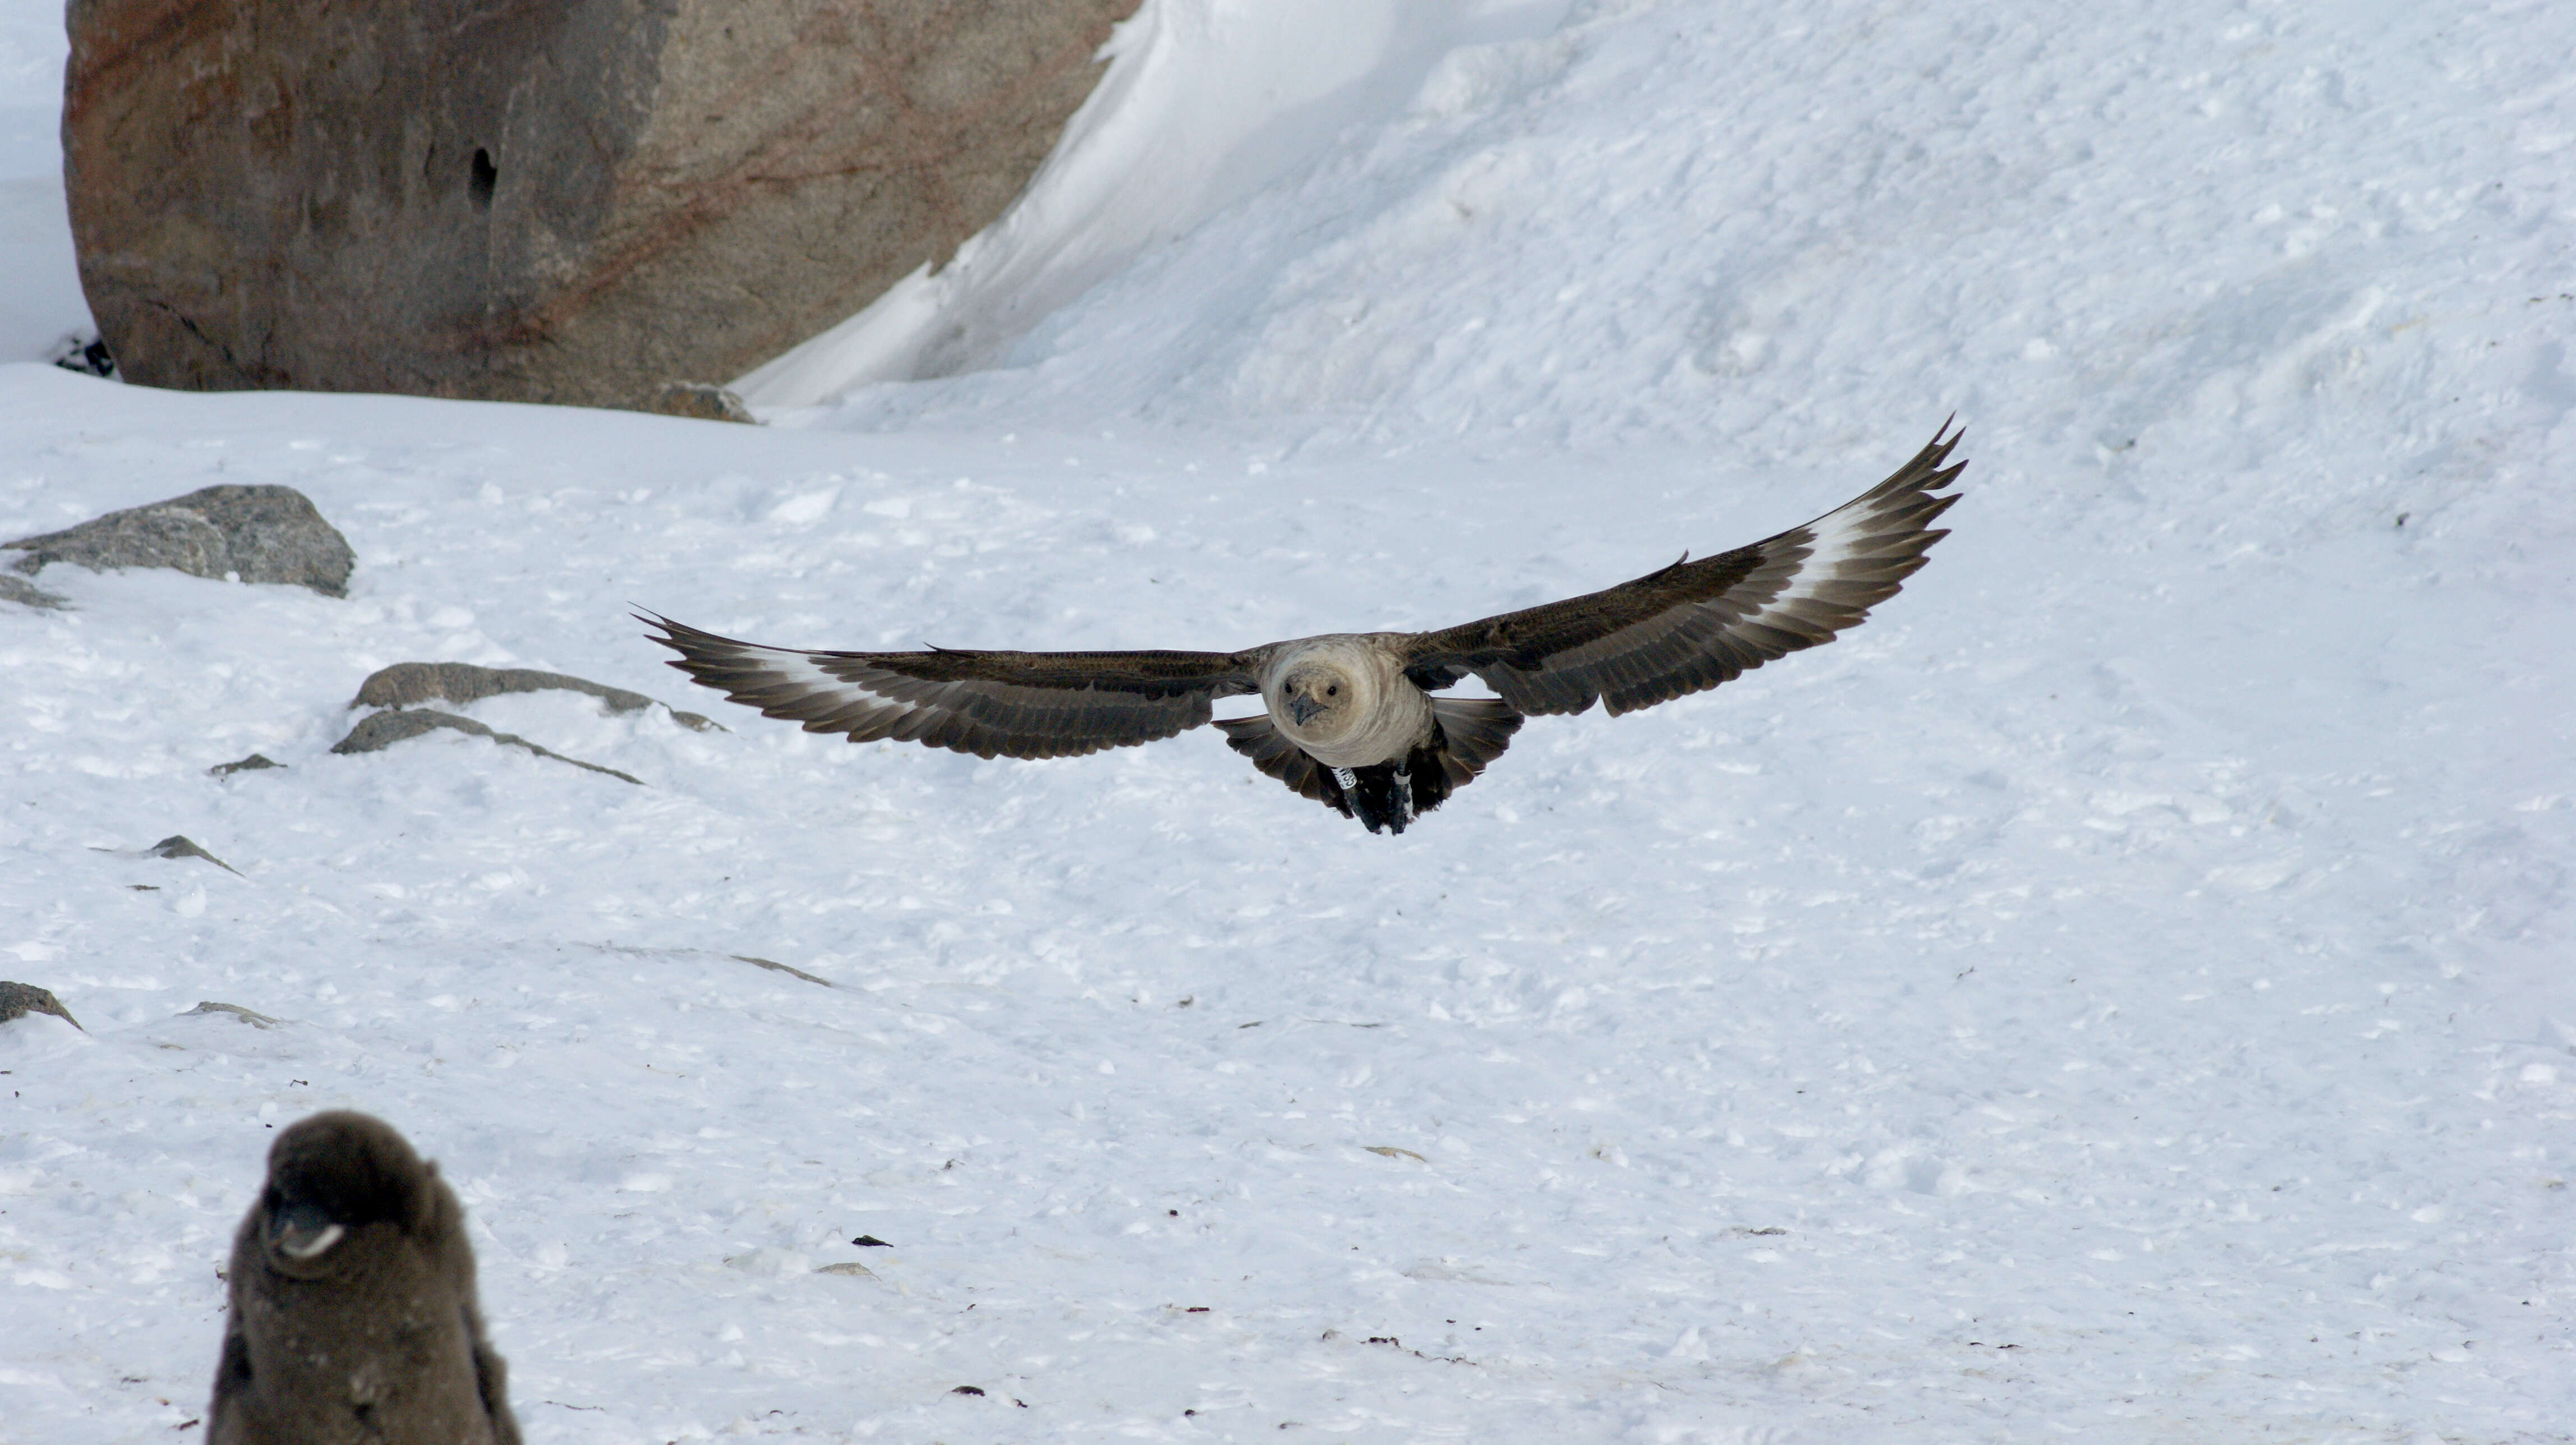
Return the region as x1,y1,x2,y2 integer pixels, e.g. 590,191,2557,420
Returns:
1285,691,1323,726
269,1200,346,1260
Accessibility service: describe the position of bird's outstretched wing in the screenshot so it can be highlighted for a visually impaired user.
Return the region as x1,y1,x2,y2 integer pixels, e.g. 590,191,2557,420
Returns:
1399,422,1965,716
640,614,1264,760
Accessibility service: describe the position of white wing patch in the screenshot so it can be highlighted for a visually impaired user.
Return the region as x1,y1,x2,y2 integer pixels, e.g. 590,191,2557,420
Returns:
1733,461,1956,639
728,641,904,722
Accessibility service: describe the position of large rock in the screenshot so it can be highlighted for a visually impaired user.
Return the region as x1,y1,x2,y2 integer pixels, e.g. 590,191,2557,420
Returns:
63,0,1140,409
4,485,354,596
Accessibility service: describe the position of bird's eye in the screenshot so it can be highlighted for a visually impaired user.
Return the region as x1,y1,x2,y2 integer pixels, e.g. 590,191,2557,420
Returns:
1326,685,1338,696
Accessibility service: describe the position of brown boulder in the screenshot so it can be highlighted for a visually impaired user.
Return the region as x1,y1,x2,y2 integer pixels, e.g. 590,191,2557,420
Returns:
63,0,1138,409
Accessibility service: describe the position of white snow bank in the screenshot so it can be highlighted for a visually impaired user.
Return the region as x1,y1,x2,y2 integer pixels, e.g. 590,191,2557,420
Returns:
799,0,2576,484
735,0,1571,406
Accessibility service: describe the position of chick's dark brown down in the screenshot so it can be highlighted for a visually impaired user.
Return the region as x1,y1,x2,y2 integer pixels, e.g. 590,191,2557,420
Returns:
209,1111,521,1445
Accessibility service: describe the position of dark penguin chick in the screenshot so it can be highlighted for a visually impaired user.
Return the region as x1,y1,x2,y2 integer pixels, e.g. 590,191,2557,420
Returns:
209,1111,521,1445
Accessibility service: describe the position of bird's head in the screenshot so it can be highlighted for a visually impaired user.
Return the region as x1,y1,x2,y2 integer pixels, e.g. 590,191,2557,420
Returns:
1272,659,1360,742
255,1111,441,1277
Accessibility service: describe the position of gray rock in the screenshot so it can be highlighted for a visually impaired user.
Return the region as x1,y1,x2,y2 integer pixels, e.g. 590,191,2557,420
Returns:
66,0,1141,409
634,383,757,425
0,573,70,610
350,661,719,731
151,835,243,875
733,954,835,988
185,1001,282,1029
210,753,286,777
332,708,643,785
0,981,82,1030
4,485,354,596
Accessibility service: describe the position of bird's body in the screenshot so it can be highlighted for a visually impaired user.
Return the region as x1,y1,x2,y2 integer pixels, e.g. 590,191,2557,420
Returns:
209,1112,521,1445
1244,633,1514,832
646,425,1966,833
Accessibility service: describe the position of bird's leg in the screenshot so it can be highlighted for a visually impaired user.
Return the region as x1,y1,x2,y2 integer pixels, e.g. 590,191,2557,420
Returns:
1328,766,1386,834
1388,763,1417,827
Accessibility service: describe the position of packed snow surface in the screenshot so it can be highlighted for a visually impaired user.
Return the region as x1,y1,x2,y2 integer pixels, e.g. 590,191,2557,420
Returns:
5,1,2574,1442
739,0,1576,403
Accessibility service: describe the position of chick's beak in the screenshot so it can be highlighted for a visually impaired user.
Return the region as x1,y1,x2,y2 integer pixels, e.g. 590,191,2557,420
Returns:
270,1201,346,1260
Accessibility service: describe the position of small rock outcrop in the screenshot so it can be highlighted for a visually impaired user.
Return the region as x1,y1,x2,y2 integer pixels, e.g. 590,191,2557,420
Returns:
349,661,717,730
0,981,83,1030
635,383,758,425
151,835,244,875
4,485,354,596
65,0,1142,408
183,1001,281,1028
210,753,286,777
0,573,70,610
332,708,642,785
734,954,835,988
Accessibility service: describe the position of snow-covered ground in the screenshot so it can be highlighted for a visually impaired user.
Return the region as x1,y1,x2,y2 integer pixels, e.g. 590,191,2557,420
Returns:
5,1,2573,1441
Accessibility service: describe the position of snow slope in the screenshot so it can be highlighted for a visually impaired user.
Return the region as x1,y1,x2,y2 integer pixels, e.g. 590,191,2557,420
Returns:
738,0,1576,403
5,1,2574,1442
0,0,79,365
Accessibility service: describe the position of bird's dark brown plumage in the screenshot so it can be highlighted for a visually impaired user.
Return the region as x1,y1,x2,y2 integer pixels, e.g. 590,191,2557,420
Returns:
1400,424,1964,716
642,422,1964,830
645,615,1259,761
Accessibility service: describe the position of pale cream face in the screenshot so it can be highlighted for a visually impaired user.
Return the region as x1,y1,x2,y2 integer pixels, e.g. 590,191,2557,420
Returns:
1260,636,1434,767
1269,659,1363,748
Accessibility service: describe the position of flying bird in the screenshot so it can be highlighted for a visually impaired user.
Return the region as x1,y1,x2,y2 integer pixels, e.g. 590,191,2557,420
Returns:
645,423,1964,834
210,1111,522,1445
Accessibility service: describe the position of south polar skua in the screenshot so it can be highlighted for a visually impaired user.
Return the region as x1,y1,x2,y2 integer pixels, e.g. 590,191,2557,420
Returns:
645,424,1965,834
